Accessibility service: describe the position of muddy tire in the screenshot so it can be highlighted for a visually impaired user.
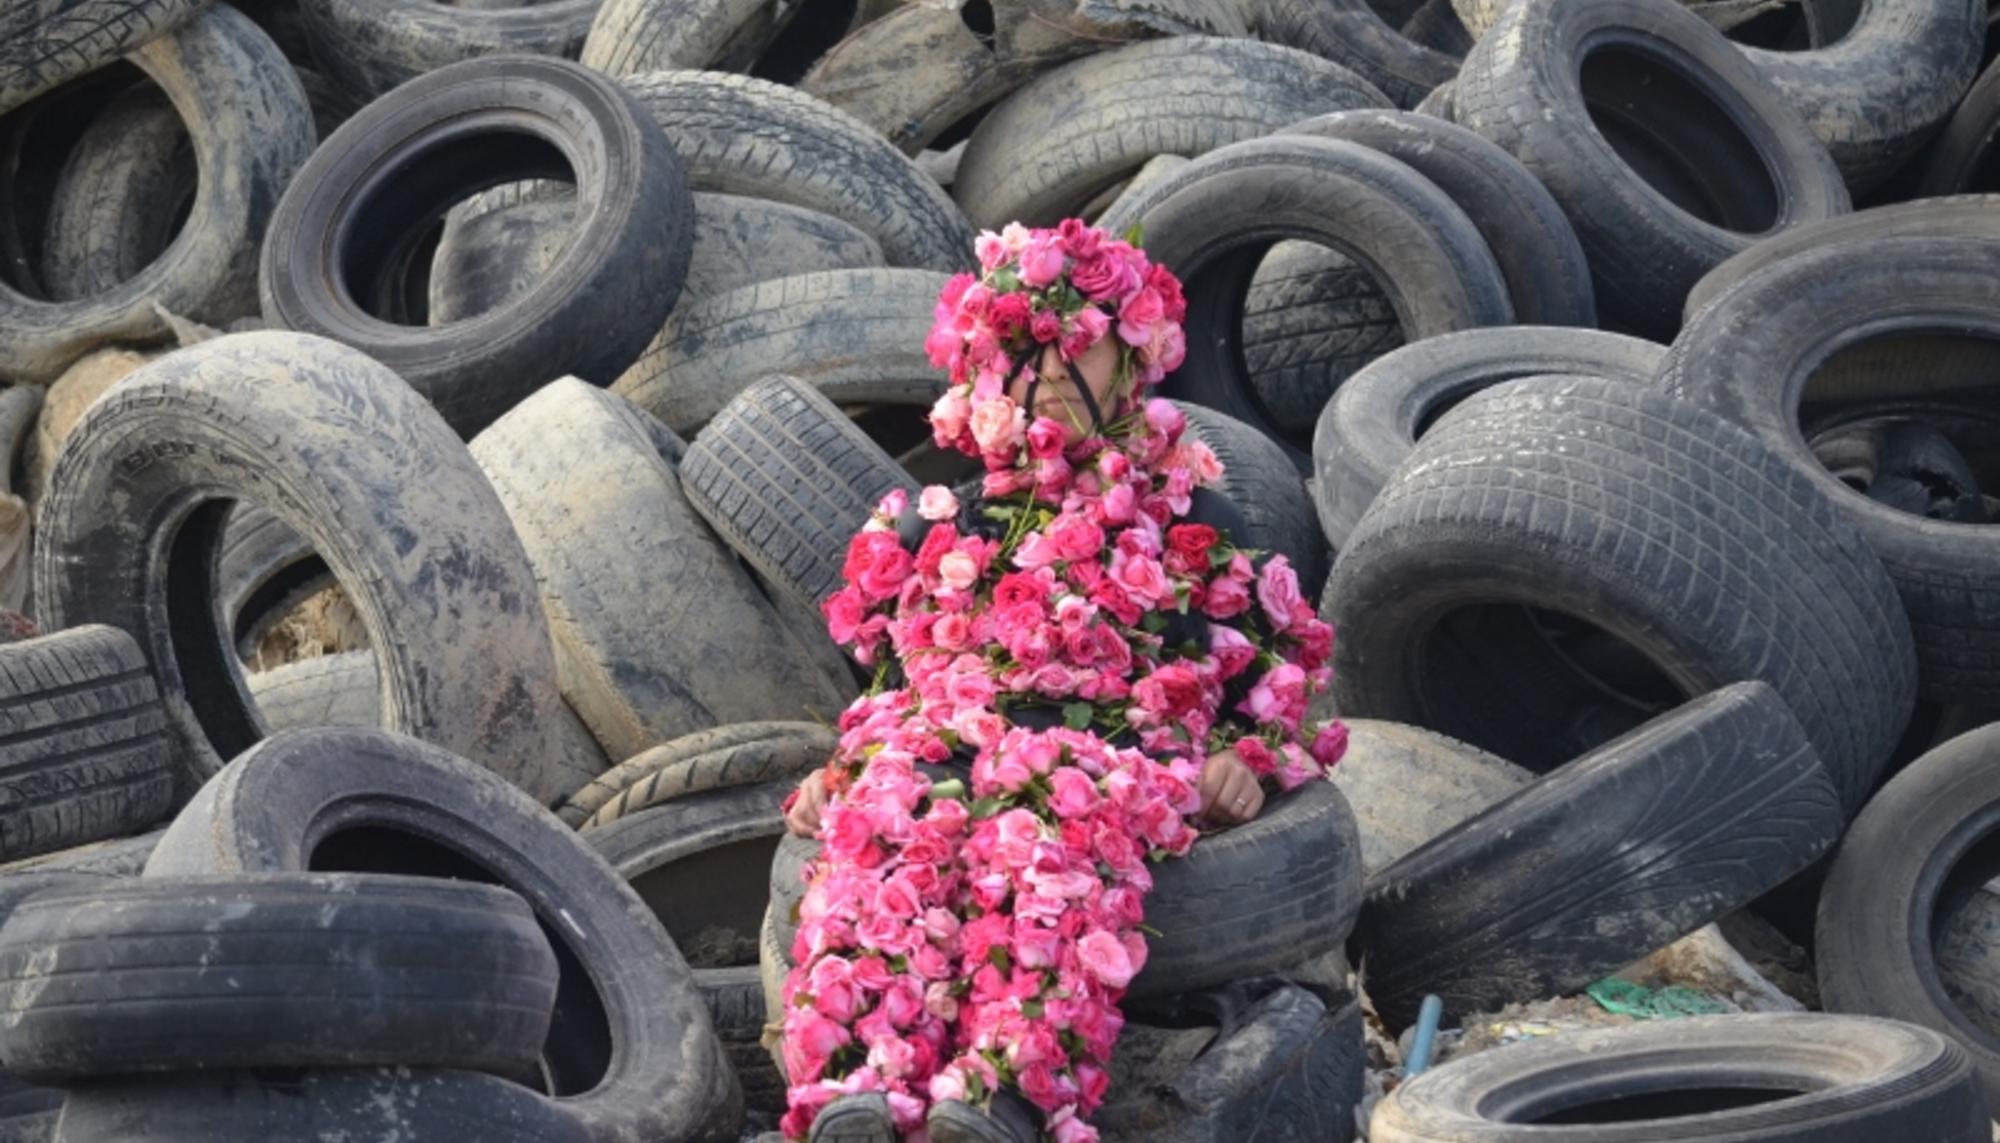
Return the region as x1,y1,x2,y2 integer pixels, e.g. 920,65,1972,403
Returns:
52,1070,590,1143
1282,109,1596,330
1238,244,1404,441
1659,236,2000,707
1818,724,2000,1110
954,36,1390,230
581,0,777,77
260,55,692,436
1097,983,1364,1143
584,783,795,1115
1686,196,2000,319
1923,57,2000,195
1332,719,1532,877
0,874,559,1081
1323,375,1917,814
798,3,1088,155
0,0,207,115
216,503,331,661
1101,134,1512,468
1355,682,1844,1028
0,6,312,385
1399,0,1471,53
0,626,173,864
297,0,601,101
471,379,852,762
246,652,609,804
33,332,570,805
678,374,917,615
1175,402,1329,598
0,830,160,878
1735,0,1985,193
1311,326,1664,550
1452,0,1850,338
39,83,195,303
1370,1013,1989,1142
612,268,948,436
1252,0,1456,110
143,727,740,1143
431,192,883,327
618,71,974,272
563,721,832,830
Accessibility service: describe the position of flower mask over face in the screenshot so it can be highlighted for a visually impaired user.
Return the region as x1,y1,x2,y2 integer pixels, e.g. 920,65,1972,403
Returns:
924,220,1188,476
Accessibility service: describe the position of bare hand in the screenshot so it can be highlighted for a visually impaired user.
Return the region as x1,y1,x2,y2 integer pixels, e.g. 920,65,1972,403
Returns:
1198,748,1264,828
786,771,828,838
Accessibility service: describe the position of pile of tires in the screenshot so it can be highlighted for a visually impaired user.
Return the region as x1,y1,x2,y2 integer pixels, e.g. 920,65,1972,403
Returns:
0,0,1994,1137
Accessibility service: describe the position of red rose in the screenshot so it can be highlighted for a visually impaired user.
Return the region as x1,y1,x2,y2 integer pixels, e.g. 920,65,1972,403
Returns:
989,291,1031,335
1164,523,1218,575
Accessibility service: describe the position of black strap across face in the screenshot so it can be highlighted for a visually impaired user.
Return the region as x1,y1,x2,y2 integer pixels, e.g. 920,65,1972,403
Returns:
1011,346,1107,438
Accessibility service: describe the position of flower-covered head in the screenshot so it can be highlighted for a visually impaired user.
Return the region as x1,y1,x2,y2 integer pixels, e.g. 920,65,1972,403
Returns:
926,220,1187,472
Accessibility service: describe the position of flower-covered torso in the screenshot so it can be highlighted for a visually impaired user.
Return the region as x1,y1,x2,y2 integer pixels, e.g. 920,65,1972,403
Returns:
779,222,1347,1143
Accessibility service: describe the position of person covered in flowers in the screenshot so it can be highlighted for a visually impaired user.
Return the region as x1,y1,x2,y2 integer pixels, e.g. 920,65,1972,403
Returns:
775,220,1347,1143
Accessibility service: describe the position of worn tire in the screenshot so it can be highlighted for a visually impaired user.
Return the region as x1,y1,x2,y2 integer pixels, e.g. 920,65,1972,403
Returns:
471,380,852,762
215,503,332,661
0,874,558,1081
1354,682,1845,1028
1323,375,1917,814
298,0,600,101
1239,244,1405,440
1175,402,1329,599
565,721,832,830
678,374,917,616
1096,983,1364,1143
0,626,172,864
1736,0,1984,193
431,192,883,326
39,83,195,303
1332,718,1532,878
1659,235,2000,706
1370,1013,1989,1142
1923,56,2000,194
1819,725,2000,1109
954,36,1390,229
142,727,739,1143
1282,109,1596,329
53,1069,589,1143
0,830,160,878
617,71,974,272
581,0,776,77
0,0,207,115
0,6,312,385
260,55,692,436
1101,133,1512,468
584,784,793,1114
1684,195,2000,319
610,268,949,436
33,332,570,805
1311,326,1665,550
1253,0,1456,110
1452,0,1850,338
246,652,609,803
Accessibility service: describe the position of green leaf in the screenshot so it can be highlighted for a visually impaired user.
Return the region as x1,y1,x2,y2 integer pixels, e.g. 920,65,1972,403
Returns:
1022,1000,1045,1019
969,796,1006,820
989,947,1013,973
1062,702,1094,730
1141,611,1167,633
929,778,967,801
1121,222,1145,247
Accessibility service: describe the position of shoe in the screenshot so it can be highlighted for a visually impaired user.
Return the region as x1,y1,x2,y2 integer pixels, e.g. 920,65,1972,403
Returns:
809,1093,897,1143
927,1091,1040,1143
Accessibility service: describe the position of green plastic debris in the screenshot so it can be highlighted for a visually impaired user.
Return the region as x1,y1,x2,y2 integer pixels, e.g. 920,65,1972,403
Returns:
1586,978,1731,1020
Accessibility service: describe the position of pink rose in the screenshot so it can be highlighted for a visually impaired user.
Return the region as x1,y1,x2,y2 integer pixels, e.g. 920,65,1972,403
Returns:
1063,305,1112,359
1204,570,1251,619
1048,515,1105,562
1026,416,1068,460
918,484,959,521
969,395,1026,457
1076,929,1136,990
1257,556,1305,632
1117,288,1166,346
1311,719,1349,770
1048,767,1101,819
1018,234,1067,287
937,549,979,591
1030,308,1063,343
1142,398,1185,440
